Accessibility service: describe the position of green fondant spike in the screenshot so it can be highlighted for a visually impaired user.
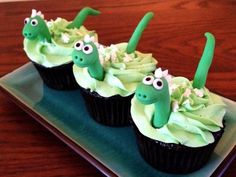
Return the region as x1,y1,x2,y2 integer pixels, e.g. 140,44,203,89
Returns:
67,7,100,29
72,41,104,81
135,78,171,128
22,16,51,43
126,12,154,54
193,32,215,89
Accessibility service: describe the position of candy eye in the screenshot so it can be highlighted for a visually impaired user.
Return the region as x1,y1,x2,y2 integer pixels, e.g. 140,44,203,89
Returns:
24,18,30,24
143,76,154,85
83,44,93,54
74,41,83,50
31,19,38,26
153,79,163,90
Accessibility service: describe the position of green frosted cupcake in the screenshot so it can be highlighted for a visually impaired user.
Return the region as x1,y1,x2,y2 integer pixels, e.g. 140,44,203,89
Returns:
131,33,226,173
22,8,100,90
72,12,157,126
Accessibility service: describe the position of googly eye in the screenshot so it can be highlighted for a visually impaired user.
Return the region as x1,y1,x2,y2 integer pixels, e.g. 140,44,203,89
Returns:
83,44,93,54
74,41,83,51
31,19,38,26
143,76,154,85
153,79,163,90
24,18,30,24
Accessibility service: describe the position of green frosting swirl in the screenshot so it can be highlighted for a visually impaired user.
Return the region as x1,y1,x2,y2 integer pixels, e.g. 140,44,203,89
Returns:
131,76,226,147
23,18,97,67
73,43,157,97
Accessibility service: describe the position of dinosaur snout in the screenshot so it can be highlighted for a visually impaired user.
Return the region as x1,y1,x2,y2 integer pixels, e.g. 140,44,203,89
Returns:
136,92,147,100
72,51,88,68
136,91,151,105
23,32,32,37
135,83,157,105
22,29,35,40
73,55,83,62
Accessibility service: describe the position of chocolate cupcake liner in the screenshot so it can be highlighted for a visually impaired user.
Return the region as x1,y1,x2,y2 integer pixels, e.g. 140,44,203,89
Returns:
132,124,224,174
79,87,133,126
32,61,79,90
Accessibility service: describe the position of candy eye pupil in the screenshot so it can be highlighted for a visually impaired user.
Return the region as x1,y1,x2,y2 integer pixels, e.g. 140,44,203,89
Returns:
31,19,38,26
74,41,84,50
145,77,151,81
143,76,154,85
82,44,93,54
84,46,89,51
153,79,164,90
24,18,29,24
156,81,162,86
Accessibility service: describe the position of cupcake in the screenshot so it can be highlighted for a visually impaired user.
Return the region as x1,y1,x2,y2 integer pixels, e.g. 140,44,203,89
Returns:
22,7,100,90
72,12,157,126
131,32,226,173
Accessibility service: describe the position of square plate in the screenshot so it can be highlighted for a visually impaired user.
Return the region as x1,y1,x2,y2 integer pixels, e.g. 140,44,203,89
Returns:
0,63,235,177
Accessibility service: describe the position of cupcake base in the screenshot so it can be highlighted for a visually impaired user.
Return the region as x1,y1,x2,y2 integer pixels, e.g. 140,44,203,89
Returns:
32,61,79,90
79,87,133,126
132,124,224,174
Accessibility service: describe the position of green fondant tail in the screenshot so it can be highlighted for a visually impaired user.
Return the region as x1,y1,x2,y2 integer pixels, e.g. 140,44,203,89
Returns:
126,12,154,54
193,32,215,89
67,7,100,29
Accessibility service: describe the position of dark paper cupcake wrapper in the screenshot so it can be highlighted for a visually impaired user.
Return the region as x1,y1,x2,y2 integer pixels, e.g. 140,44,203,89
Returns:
79,87,133,126
132,123,224,174
32,61,79,90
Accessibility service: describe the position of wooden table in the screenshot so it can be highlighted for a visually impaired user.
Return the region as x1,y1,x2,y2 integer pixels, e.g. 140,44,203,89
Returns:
0,1,235,176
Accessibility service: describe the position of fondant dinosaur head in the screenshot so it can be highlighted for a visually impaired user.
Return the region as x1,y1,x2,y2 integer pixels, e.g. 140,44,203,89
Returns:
136,68,170,105
22,9,51,42
72,36,104,81
72,39,99,67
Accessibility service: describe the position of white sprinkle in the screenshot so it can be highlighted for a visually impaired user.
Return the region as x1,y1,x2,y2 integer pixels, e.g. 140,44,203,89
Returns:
104,53,110,62
182,99,190,105
98,44,105,54
183,88,191,97
172,101,179,112
61,33,70,43
111,52,117,62
123,53,132,62
194,88,204,97
110,44,118,52
170,83,178,92
84,35,95,43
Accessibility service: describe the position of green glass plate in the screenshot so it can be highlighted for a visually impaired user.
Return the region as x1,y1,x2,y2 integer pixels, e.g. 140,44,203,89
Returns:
0,63,235,177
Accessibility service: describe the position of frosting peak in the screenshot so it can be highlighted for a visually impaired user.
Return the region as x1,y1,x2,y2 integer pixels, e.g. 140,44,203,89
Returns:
73,43,157,97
